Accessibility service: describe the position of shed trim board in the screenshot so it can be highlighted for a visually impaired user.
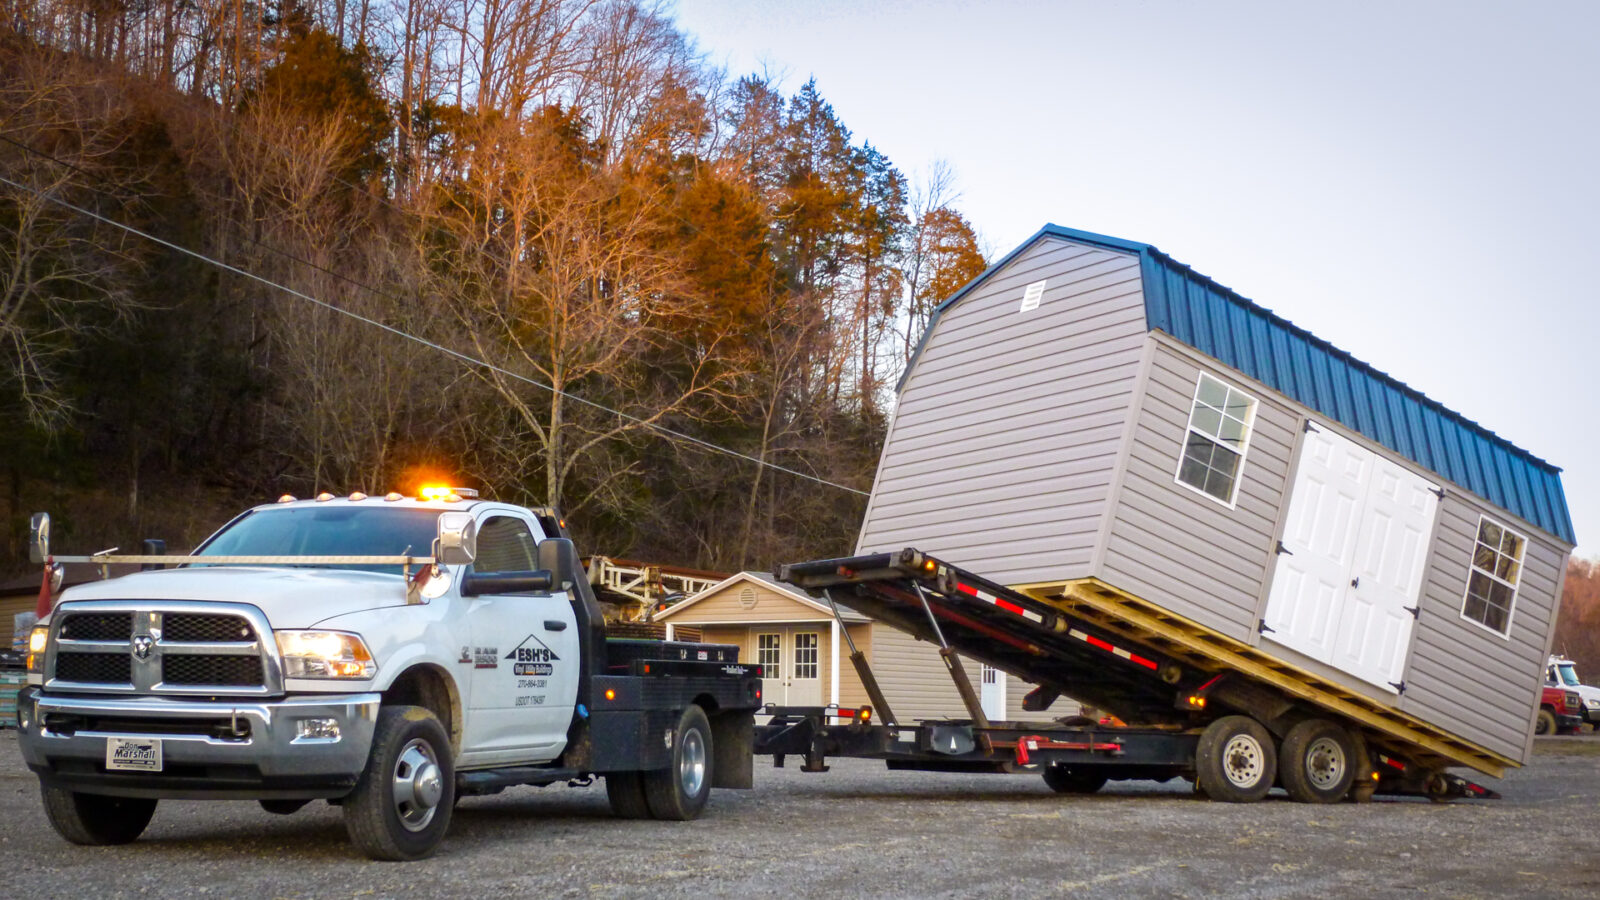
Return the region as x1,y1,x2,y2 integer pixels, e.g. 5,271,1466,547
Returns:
1090,334,1160,574
655,572,871,624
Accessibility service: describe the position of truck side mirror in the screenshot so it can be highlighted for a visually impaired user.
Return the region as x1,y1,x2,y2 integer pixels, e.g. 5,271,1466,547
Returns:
28,512,50,564
537,538,578,591
436,512,477,565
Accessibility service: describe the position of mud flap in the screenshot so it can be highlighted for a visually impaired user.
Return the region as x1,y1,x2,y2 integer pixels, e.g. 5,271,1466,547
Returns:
711,711,754,789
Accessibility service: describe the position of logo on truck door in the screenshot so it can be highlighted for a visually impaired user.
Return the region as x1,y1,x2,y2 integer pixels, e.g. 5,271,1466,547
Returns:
505,634,560,676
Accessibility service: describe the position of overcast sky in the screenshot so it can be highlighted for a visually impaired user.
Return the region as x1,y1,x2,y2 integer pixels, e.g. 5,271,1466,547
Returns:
673,0,1600,557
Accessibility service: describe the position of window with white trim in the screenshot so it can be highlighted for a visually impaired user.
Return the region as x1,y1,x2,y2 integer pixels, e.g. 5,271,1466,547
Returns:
1461,516,1525,636
756,633,781,678
1174,372,1257,505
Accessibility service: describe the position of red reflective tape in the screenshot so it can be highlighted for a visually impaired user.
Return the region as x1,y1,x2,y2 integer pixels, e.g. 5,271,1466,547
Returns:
1127,652,1159,670
1384,757,1406,771
995,598,1025,615
1084,635,1114,652
956,583,979,596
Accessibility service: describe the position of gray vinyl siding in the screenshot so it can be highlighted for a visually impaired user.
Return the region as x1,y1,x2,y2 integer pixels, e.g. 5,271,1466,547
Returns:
867,626,969,724
867,626,1068,724
1399,490,1569,763
1005,673,1076,722
1096,337,1299,642
856,237,1147,586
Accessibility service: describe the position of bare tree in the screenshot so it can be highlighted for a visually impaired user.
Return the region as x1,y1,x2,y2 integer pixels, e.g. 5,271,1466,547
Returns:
0,54,150,428
424,112,745,512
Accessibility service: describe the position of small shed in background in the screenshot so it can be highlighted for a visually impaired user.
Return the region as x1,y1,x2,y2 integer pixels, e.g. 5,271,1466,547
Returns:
656,571,1077,723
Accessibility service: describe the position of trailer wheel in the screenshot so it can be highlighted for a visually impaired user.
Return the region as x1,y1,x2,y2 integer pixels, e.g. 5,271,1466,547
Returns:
1534,708,1556,735
644,705,713,821
1279,719,1356,803
1042,765,1108,794
343,705,454,861
40,784,156,845
1195,716,1276,803
606,771,652,819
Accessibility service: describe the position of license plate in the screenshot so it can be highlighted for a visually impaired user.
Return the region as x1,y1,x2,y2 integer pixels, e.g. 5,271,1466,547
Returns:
105,737,163,772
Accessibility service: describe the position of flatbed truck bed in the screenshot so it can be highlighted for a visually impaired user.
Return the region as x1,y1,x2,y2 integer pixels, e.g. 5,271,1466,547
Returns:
757,549,1500,803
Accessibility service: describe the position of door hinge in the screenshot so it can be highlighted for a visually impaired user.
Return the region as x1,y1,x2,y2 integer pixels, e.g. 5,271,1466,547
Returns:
1258,618,1275,634
1389,680,1407,694
1275,541,1293,556
1303,420,1319,433
1430,486,1445,501
1404,605,1419,619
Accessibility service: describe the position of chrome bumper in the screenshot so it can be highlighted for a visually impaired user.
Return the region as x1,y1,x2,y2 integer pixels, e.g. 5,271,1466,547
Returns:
16,687,380,799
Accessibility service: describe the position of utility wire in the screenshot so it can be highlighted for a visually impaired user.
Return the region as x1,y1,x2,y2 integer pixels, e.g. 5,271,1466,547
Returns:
0,170,870,496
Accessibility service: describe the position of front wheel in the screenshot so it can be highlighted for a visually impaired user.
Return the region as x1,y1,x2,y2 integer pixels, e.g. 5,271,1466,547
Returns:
40,784,157,845
643,705,713,820
1194,715,1277,803
1534,708,1557,735
344,705,455,860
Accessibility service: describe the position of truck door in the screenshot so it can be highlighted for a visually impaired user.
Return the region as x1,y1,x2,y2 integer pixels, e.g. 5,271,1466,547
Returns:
459,514,580,766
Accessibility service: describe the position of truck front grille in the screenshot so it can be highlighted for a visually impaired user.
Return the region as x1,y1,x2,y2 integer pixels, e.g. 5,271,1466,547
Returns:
162,655,264,686
59,613,133,641
55,652,132,683
49,605,277,695
164,613,257,643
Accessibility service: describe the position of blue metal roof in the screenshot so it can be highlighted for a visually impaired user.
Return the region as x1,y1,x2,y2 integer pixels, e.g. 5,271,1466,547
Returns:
918,224,1574,544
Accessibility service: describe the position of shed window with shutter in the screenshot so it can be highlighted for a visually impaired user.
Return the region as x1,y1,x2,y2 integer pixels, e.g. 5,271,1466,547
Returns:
1461,516,1525,637
1173,372,1257,506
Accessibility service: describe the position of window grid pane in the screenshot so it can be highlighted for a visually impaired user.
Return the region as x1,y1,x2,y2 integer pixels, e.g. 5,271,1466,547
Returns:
1461,516,1524,635
793,633,818,679
757,634,780,679
1177,374,1256,505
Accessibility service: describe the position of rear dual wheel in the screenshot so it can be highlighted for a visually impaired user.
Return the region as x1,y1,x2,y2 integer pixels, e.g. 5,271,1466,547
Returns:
609,705,714,821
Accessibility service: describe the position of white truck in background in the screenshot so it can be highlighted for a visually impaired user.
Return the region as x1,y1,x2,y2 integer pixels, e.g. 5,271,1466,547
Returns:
1546,655,1600,730
17,491,761,859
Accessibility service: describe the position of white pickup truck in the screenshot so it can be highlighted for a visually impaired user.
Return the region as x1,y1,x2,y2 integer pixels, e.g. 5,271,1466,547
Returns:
16,491,761,859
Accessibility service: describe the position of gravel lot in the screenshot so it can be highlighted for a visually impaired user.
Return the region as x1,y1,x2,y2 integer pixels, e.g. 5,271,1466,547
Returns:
3,729,1599,899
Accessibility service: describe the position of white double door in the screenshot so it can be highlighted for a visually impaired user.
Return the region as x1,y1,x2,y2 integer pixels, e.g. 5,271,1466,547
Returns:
1263,422,1439,692
754,626,823,707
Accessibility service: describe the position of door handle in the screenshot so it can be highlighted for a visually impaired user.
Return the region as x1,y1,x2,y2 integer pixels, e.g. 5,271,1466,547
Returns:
1350,577,1360,589
543,619,568,631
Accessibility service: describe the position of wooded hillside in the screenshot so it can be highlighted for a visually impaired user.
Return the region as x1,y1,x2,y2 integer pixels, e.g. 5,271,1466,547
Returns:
0,0,988,573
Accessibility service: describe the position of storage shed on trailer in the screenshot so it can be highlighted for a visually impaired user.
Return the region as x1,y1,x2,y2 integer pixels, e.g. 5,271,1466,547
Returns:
857,224,1574,768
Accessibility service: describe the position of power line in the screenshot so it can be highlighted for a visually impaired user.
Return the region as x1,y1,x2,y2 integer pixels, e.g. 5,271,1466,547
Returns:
0,171,870,497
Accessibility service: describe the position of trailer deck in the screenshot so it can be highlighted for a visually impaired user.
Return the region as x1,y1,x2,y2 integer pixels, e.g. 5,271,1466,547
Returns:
764,549,1506,799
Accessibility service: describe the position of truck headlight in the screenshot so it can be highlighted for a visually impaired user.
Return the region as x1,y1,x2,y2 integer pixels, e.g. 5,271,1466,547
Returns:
26,625,48,674
274,631,376,679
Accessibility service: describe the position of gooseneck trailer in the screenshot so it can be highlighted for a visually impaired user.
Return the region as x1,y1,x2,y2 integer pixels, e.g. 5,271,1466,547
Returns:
755,548,1498,803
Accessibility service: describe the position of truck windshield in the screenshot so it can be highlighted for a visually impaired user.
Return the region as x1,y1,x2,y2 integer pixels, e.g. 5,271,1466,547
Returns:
194,507,441,574
1557,662,1582,686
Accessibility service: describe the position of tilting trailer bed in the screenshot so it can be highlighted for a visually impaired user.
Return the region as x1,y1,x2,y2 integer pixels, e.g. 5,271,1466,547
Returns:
755,549,1499,803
